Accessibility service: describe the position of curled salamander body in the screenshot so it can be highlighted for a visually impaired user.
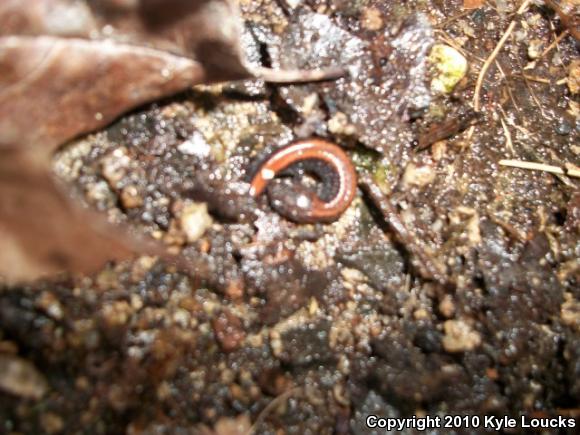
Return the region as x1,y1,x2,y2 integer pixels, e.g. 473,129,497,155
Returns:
249,139,357,223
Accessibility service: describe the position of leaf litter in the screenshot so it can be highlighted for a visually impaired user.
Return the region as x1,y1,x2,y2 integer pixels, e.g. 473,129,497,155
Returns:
1,0,579,433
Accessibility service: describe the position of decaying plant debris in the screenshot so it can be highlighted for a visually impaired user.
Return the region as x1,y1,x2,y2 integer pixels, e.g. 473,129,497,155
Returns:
0,0,342,282
1,0,579,433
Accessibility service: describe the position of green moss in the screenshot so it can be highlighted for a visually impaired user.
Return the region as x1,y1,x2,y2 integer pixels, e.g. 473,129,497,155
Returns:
350,148,393,192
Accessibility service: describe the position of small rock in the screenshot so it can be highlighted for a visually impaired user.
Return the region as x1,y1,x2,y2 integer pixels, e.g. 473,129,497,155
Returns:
120,185,144,209
100,147,131,188
41,412,64,434
85,180,116,206
327,112,357,136
429,44,468,94
177,201,213,243
556,119,572,136
431,140,447,161
0,354,48,399
212,310,246,352
438,295,455,318
36,291,64,320
442,319,481,352
284,0,303,9
362,7,383,31
527,39,544,60
177,131,212,158
561,294,580,331
402,162,436,188
101,301,132,327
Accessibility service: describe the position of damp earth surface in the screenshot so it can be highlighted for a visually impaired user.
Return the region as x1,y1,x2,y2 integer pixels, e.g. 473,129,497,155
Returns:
1,0,579,434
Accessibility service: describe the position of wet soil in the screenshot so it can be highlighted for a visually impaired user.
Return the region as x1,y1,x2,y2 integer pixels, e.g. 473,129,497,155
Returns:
1,0,579,434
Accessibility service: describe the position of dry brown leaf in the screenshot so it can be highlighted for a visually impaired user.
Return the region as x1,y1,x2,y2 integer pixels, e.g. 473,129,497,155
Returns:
0,0,251,282
0,0,341,149
0,0,251,150
0,148,164,282
0,0,345,283
0,37,205,150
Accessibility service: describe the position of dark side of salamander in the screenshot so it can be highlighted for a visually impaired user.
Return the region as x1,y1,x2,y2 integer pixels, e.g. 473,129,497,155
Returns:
248,139,357,223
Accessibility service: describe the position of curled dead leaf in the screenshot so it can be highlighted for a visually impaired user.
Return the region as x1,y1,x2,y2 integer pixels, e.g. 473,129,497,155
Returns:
0,0,345,282
0,149,163,283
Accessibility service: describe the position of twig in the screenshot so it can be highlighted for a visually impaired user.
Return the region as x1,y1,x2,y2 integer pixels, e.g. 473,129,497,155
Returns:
359,176,452,288
499,117,514,155
249,387,302,435
516,56,549,119
565,163,580,178
435,30,486,63
495,60,520,111
538,30,569,60
436,10,473,28
251,66,347,83
499,159,564,174
499,159,580,179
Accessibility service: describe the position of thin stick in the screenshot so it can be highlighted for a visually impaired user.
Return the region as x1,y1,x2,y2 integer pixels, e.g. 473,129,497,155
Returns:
251,66,347,83
249,387,302,434
517,56,549,119
538,30,569,60
360,177,452,288
436,10,472,29
499,117,514,155
473,0,533,112
496,60,519,111
499,159,565,174
565,164,580,178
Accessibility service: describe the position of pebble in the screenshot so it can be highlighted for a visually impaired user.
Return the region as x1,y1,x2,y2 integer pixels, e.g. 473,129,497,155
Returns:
0,354,48,399
120,185,144,209
101,301,132,327
36,291,64,320
555,119,572,136
177,201,213,243
429,44,468,94
402,162,436,188
211,311,246,352
361,7,383,31
527,39,544,60
561,294,580,330
438,295,456,318
442,319,481,352
41,412,64,434
327,112,357,136
100,147,131,188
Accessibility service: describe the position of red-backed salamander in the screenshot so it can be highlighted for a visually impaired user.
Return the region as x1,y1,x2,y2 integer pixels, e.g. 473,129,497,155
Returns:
249,139,357,223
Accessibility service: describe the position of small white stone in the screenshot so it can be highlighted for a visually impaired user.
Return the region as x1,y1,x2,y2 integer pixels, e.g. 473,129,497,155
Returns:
177,132,211,158
402,162,436,188
442,320,481,352
179,202,213,243
0,355,48,399
527,39,544,59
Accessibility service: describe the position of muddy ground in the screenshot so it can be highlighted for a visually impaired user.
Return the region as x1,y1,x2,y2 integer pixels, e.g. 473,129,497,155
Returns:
1,0,579,433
